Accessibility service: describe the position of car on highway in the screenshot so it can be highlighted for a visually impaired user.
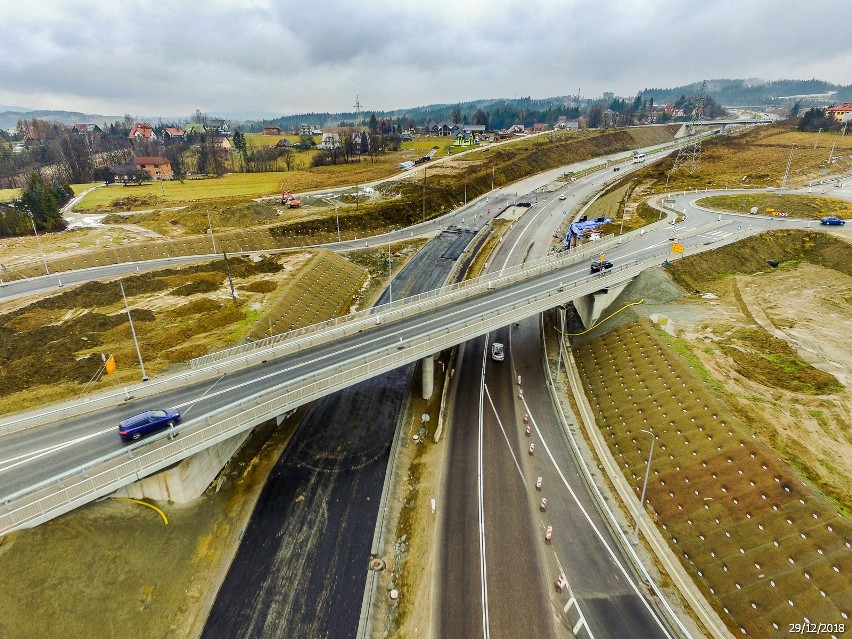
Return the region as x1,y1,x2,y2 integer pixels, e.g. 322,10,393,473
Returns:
491,342,505,361
118,408,181,442
820,216,846,226
558,194,566,200
590,260,614,273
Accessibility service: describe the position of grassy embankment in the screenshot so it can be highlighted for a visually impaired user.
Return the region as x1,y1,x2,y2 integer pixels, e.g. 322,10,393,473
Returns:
0,250,367,414
572,229,852,637
695,193,852,220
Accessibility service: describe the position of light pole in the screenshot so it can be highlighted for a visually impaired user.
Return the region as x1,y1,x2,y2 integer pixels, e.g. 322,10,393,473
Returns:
322,198,341,243
619,180,634,235
28,212,50,276
206,208,217,254
119,279,148,381
387,240,393,303
422,166,426,223
632,428,656,545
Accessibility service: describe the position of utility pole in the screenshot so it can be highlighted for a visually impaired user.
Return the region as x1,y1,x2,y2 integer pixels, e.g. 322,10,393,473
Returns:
781,145,795,190
28,212,50,276
387,241,393,303
206,208,217,254
119,279,148,381
322,197,341,242
222,252,237,301
422,166,426,223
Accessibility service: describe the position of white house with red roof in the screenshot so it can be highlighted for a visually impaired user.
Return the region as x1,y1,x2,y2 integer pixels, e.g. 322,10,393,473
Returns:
129,122,156,139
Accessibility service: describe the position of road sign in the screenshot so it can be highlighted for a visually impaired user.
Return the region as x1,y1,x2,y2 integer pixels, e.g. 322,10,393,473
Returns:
777,211,788,217
671,243,684,254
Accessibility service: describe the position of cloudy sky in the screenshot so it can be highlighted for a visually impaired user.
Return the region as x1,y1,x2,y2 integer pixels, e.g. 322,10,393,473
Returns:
2,0,850,119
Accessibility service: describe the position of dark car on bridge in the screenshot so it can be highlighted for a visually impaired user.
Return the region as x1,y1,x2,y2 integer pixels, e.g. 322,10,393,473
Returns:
118,408,181,442
820,216,845,226
590,260,613,273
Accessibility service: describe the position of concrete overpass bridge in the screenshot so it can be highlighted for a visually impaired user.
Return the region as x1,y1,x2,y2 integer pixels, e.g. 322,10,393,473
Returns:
674,118,770,138
1,218,690,534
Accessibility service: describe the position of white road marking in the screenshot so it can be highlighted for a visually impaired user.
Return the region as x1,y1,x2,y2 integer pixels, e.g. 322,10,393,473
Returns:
478,335,492,639
0,427,114,474
483,385,526,486
521,397,673,638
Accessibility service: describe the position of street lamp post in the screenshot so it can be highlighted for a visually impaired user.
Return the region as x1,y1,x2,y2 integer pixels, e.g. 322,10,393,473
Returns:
422,166,426,223
619,179,635,236
28,212,50,276
388,240,393,303
119,279,148,382
322,198,341,243
206,208,217,254
632,428,656,545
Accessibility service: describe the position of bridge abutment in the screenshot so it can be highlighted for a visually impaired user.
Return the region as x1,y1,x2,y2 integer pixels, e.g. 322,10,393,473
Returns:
573,281,630,329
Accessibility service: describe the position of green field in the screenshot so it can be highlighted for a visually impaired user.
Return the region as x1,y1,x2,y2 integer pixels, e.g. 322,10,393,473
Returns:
696,193,852,220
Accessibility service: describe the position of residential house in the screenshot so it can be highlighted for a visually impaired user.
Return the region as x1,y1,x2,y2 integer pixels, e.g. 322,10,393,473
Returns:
113,162,138,183
263,125,282,135
462,124,486,134
213,136,232,151
207,119,229,135
162,127,185,140
133,156,173,180
129,122,156,140
826,103,852,122
430,121,461,136
452,131,478,147
532,123,548,132
72,123,103,135
318,132,341,150
507,124,526,135
299,124,317,136
275,138,294,149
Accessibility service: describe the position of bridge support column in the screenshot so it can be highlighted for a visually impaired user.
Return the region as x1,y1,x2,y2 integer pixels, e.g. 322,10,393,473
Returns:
573,281,631,329
422,354,435,399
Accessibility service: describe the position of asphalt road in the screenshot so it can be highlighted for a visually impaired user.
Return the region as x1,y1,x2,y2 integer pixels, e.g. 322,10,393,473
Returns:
200,228,477,639
438,178,674,638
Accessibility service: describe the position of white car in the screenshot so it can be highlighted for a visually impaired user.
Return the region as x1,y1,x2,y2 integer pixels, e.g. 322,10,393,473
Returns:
558,194,566,200
491,342,505,361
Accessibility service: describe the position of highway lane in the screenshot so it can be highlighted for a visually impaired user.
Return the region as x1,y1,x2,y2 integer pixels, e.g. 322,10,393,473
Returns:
438,180,678,638
200,230,476,638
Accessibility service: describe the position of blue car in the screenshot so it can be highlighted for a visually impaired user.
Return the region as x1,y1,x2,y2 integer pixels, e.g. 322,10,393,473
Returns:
118,408,181,442
820,216,846,226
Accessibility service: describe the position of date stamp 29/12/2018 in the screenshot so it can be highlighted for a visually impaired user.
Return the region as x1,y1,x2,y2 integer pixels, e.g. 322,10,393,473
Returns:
788,621,845,635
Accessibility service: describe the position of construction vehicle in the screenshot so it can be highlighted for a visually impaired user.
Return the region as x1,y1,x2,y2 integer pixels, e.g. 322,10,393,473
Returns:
281,190,301,208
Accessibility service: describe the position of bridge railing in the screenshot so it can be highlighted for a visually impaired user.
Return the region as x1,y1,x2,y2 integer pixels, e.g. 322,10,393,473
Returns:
189,224,669,370
1,252,669,534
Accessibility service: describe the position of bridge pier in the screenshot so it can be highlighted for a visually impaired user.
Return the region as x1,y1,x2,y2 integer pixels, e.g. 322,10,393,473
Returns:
422,354,435,399
573,281,631,329
114,427,256,503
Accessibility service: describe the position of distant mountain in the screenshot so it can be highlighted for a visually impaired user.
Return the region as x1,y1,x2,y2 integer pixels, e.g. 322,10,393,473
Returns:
640,79,852,107
0,109,124,133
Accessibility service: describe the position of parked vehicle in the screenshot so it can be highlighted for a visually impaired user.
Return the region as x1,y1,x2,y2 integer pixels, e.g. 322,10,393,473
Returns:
820,216,846,226
118,408,180,442
590,260,614,273
491,342,505,361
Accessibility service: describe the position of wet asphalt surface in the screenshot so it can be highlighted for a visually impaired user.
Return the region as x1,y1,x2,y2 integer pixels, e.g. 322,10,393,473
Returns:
201,227,479,639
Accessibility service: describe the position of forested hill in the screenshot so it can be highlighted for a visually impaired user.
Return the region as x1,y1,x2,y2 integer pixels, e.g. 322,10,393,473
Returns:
640,79,852,106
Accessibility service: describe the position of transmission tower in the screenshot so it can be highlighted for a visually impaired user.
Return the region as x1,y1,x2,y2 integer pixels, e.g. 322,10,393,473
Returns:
353,95,362,128
671,80,707,175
